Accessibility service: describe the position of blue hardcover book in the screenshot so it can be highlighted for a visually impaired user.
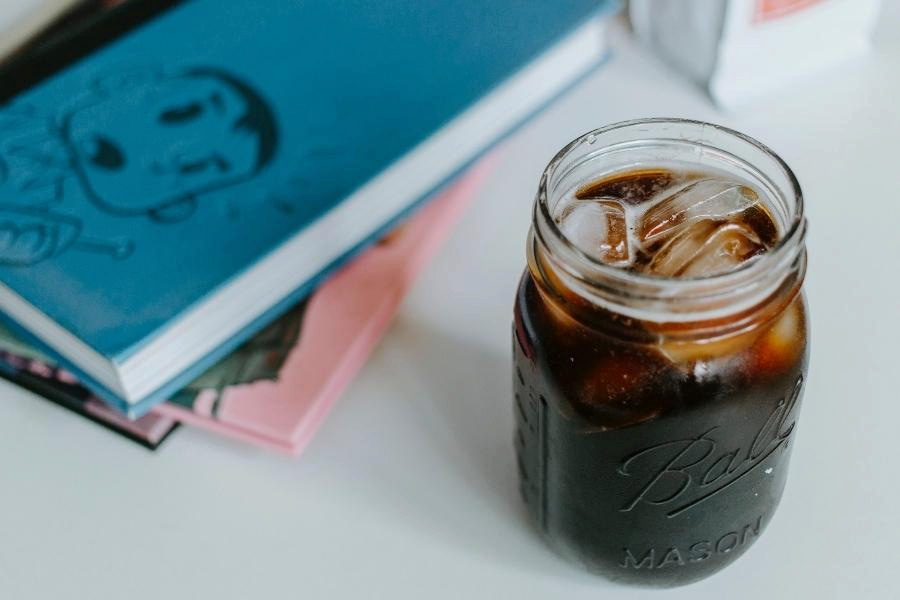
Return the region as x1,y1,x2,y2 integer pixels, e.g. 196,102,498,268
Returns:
0,0,615,416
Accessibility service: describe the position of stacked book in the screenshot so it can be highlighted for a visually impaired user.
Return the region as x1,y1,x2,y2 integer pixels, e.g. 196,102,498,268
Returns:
0,0,616,453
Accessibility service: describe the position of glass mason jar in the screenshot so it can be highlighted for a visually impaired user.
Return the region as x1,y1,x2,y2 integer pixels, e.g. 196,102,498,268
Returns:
513,119,809,587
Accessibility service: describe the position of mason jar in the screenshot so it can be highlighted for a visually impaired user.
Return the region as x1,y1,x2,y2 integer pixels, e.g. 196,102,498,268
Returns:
513,119,809,586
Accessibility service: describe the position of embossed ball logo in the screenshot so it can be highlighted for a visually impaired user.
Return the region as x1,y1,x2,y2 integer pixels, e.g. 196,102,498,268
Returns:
617,375,803,518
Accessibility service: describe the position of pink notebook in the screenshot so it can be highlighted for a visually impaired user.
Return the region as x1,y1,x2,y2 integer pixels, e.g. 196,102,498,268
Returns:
0,157,492,453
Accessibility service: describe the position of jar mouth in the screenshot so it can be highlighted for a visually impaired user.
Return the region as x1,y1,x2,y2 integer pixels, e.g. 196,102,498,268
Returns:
532,118,807,323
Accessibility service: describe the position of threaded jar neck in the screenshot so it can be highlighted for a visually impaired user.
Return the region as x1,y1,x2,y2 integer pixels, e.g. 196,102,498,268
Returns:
529,118,807,340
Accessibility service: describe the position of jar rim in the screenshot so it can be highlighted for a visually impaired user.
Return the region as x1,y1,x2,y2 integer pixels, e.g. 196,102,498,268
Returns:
532,118,807,323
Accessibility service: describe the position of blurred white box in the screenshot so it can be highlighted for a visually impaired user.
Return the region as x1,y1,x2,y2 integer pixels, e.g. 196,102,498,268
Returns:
630,0,881,109
0,0,81,59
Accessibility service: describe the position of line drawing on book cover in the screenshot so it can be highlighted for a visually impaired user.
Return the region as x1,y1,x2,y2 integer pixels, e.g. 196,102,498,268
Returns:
0,66,278,266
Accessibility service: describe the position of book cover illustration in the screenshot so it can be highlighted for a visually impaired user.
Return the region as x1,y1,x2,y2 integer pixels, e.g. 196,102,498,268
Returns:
0,64,278,267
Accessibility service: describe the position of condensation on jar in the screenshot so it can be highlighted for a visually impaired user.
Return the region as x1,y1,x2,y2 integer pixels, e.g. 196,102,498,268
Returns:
512,119,809,587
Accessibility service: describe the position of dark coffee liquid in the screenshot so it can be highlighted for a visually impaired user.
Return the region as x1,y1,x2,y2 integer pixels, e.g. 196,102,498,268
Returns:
514,169,808,586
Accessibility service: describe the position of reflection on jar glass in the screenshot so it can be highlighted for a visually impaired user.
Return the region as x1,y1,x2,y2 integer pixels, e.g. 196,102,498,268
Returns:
513,119,809,587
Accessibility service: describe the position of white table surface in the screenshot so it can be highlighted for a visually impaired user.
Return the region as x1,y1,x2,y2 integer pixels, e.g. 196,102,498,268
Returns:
1,8,898,600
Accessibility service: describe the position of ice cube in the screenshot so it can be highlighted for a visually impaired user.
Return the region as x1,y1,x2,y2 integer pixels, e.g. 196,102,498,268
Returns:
577,349,680,429
657,328,760,365
639,178,760,245
644,219,764,278
557,197,629,265
749,297,805,376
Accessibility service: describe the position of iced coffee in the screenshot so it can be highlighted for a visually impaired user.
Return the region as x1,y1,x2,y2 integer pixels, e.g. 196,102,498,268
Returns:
514,119,808,586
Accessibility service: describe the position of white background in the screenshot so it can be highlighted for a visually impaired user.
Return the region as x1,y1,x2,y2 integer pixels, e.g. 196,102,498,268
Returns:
1,6,898,600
